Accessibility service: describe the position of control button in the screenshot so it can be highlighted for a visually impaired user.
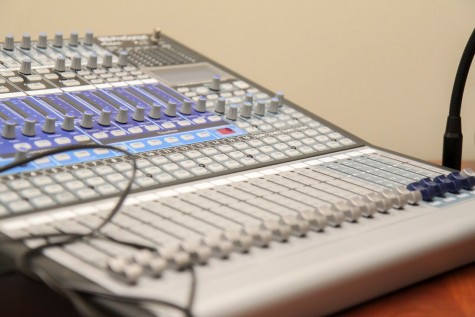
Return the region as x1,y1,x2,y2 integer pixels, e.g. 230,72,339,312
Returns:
3,34,14,51
245,93,254,103
226,105,238,121
276,91,284,106
103,53,113,68
69,32,79,47
37,33,48,49
44,73,59,80
87,53,98,69
54,55,66,72
74,135,90,142
448,171,475,190
98,108,112,126
61,114,75,131
128,127,143,134
165,100,177,117
240,102,253,118
2,121,16,139
149,103,161,119
53,32,63,48
180,100,192,115
254,101,266,116
34,140,52,148
115,107,128,123
214,97,226,114
84,31,94,46
70,54,82,71
210,74,220,91
22,118,36,136
268,98,279,114
196,96,207,113
419,178,447,196
62,72,76,79
54,137,71,145
42,116,56,134
117,51,128,67
20,33,31,50
110,130,126,136
26,75,42,82
80,111,94,129
92,132,108,139
9,76,24,83
14,148,28,163
19,58,32,75
133,105,145,122
407,182,435,201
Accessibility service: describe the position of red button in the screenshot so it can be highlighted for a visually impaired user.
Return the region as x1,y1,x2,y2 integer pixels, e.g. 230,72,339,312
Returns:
217,128,235,135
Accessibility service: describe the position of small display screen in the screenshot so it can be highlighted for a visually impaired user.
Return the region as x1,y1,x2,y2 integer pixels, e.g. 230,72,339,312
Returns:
146,62,231,86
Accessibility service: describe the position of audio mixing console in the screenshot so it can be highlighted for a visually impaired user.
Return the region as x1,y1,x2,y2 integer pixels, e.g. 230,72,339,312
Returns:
0,29,474,317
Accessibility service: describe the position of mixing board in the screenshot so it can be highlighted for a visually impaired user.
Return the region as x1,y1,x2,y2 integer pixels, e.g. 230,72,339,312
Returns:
0,29,474,317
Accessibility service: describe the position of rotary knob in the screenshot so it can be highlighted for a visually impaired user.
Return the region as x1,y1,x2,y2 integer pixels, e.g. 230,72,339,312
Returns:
254,101,265,116
98,109,111,126
71,54,82,71
3,34,14,51
276,91,284,106
2,121,16,139
61,114,75,131
103,53,113,68
87,53,98,69
37,33,48,49
268,98,279,114
240,102,253,118
149,103,161,119
152,27,161,43
165,100,177,117
180,100,192,115
80,111,94,128
20,33,31,50
210,75,221,91
133,105,145,121
226,105,238,121
54,55,66,72
42,116,56,134
115,107,128,123
22,118,36,136
69,32,79,46
117,51,128,67
245,93,254,103
19,58,32,75
195,96,207,113
84,31,94,46
14,148,28,164
214,97,226,114
53,32,63,48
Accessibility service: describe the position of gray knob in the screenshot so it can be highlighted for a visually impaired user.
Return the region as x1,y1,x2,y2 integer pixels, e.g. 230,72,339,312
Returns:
20,33,31,50
195,96,207,113
84,31,94,46
165,100,177,117
22,118,36,136
14,148,28,163
42,116,56,134
19,58,32,75
71,54,82,71
87,53,98,69
103,53,113,68
254,101,265,116
54,55,66,72
149,103,161,119
37,33,48,49
210,75,220,91
276,91,284,106
152,27,161,43
133,105,145,121
117,51,128,67
115,107,128,123
268,98,279,114
240,102,253,118
214,97,226,114
3,34,14,51
61,114,75,131
226,105,238,121
80,111,94,128
69,32,79,47
98,109,111,126
53,32,63,48
245,93,254,103
2,121,16,139
180,100,192,115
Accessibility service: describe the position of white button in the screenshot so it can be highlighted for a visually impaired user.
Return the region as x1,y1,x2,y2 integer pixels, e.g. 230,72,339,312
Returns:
54,137,71,145
54,153,71,161
34,140,52,147
147,139,162,146
197,131,210,138
130,142,145,149
181,134,194,141
74,135,91,142
128,127,143,134
165,137,179,143
208,115,221,122
111,130,126,136
193,118,206,124
74,151,90,158
162,122,176,129
13,143,32,150
145,125,159,131
233,81,250,89
34,157,50,165
177,120,191,126
93,149,109,155
92,132,108,139
62,72,76,79
196,87,208,94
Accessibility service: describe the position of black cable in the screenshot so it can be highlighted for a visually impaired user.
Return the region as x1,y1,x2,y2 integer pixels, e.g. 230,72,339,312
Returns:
0,143,197,317
443,27,475,170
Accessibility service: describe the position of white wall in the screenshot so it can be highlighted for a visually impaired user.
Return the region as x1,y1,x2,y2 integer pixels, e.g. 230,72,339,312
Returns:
1,0,475,160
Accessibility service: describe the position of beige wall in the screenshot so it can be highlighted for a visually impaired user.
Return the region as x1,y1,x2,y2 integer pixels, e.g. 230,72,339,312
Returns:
1,0,475,161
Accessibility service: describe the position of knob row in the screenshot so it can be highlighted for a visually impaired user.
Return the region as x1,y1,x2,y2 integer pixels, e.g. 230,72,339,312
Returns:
216,98,281,120
3,31,95,51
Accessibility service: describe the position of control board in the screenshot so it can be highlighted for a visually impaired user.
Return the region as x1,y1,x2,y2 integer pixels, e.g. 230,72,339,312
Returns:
0,29,474,317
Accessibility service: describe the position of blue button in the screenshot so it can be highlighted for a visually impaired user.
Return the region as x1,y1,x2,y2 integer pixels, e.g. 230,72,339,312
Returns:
407,182,436,201
448,171,475,190
419,178,447,196
433,175,461,193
